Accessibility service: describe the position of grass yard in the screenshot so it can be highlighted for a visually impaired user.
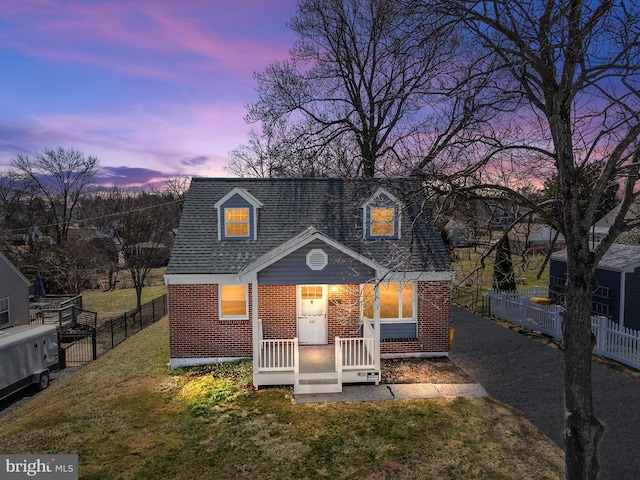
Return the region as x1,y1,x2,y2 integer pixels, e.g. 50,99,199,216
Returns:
452,247,549,311
0,318,564,480
81,285,167,322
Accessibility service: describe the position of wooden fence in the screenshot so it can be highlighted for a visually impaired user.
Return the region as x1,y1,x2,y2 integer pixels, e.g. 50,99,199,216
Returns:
487,289,640,370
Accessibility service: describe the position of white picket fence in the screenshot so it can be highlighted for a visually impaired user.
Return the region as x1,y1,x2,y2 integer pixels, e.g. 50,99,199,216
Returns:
592,315,640,370
487,288,563,340
487,289,640,370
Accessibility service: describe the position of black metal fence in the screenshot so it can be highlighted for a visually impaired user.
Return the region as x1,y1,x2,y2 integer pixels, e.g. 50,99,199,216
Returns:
58,294,167,367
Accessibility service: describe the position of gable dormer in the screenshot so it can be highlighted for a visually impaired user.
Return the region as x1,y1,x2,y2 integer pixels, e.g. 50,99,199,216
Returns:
362,188,401,240
214,187,263,241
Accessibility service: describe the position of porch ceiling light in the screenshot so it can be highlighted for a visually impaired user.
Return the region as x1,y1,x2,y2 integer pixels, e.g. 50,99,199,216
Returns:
306,248,328,270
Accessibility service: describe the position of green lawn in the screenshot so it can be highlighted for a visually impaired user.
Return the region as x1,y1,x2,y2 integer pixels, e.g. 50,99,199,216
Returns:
452,247,549,312
0,318,564,479
81,285,167,322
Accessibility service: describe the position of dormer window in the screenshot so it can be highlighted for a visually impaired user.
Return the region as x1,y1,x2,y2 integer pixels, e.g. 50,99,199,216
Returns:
363,188,401,240
370,208,394,236
225,208,249,237
214,187,263,241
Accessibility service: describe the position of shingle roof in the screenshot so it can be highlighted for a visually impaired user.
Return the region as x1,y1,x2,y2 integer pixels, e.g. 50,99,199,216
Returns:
551,243,640,272
166,177,452,275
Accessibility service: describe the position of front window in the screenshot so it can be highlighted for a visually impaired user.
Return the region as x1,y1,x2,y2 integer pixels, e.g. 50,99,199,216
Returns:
0,297,8,326
370,208,394,236
362,283,414,320
219,285,248,319
225,208,249,237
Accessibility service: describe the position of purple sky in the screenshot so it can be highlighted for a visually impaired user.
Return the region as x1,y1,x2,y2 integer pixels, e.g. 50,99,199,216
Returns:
0,0,297,186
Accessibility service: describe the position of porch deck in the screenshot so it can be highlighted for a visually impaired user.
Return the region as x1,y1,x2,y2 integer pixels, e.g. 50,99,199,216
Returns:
299,345,335,373
254,339,380,393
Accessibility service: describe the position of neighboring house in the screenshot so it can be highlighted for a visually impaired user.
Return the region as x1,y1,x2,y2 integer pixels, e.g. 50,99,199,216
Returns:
165,178,454,393
0,252,31,329
508,223,566,254
550,244,640,330
594,201,640,246
444,220,472,248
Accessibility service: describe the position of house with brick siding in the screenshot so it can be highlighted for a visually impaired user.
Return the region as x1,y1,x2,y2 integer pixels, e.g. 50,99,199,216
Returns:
165,177,453,393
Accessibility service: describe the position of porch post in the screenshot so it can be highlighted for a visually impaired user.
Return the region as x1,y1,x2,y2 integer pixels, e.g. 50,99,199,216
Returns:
373,281,381,372
251,280,260,381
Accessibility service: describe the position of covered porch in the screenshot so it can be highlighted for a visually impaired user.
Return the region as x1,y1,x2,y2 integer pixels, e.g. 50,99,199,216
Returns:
253,318,381,394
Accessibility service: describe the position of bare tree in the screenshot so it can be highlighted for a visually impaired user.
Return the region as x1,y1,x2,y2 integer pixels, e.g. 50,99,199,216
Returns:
441,2,640,478
110,191,173,310
245,0,492,177
11,147,99,245
227,125,354,178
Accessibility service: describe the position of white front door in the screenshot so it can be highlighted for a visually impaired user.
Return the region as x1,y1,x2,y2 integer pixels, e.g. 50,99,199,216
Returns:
297,285,328,344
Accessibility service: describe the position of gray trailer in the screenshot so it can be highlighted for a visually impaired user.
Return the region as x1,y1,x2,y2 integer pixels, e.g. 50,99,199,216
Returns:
0,324,59,401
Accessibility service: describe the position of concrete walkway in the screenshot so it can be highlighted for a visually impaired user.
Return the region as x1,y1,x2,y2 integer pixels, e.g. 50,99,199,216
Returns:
450,305,640,480
294,382,487,404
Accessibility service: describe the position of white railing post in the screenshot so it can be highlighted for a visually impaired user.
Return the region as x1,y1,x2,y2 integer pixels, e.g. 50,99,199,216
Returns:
554,306,563,341
335,337,342,387
521,297,530,328
255,318,262,374
597,316,607,355
293,337,300,391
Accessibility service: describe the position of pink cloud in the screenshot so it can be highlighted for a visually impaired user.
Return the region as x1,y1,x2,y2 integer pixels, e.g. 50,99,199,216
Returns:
0,1,298,180
0,1,295,83
0,99,252,176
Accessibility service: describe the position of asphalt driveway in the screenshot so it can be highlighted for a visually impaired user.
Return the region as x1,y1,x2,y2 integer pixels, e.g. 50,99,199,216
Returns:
451,305,640,480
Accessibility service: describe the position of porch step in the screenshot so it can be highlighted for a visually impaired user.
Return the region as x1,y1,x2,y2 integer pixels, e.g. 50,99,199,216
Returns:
294,372,342,394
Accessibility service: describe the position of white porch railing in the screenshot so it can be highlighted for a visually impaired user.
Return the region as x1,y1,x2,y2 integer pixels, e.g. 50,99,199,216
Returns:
338,336,375,369
256,318,377,375
257,318,297,372
258,338,297,371
334,339,343,387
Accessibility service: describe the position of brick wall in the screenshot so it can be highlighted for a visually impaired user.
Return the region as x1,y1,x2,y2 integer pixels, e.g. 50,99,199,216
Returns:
327,284,361,340
168,284,252,359
258,285,297,339
169,279,451,361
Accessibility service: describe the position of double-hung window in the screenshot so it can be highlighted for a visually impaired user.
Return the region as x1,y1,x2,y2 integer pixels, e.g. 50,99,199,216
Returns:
219,285,248,320
362,283,416,339
362,283,414,320
0,297,9,327
225,208,249,237
370,208,395,236
363,188,401,240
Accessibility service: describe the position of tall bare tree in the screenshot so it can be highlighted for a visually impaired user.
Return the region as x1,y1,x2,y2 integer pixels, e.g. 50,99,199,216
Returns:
441,2,640,478
227,125,355,178
109,190,173,310
11,147,98,245
245,0,493,177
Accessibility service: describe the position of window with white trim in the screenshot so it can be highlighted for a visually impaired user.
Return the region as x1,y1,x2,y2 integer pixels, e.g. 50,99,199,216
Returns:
0,297,9,327
370,208,394,236
224,208,250,237
362,188,401,240
362,283,414,321
219,285,248,319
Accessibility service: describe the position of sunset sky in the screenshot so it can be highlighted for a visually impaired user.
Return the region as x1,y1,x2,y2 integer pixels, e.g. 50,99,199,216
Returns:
0,0,297,186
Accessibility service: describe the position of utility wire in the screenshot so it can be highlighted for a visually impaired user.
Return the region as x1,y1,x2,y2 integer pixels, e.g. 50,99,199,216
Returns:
2,198,183,233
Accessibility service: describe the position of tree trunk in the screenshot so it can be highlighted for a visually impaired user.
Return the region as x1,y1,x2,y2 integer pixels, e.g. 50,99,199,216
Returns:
135,284,143,311
562,256,605,479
